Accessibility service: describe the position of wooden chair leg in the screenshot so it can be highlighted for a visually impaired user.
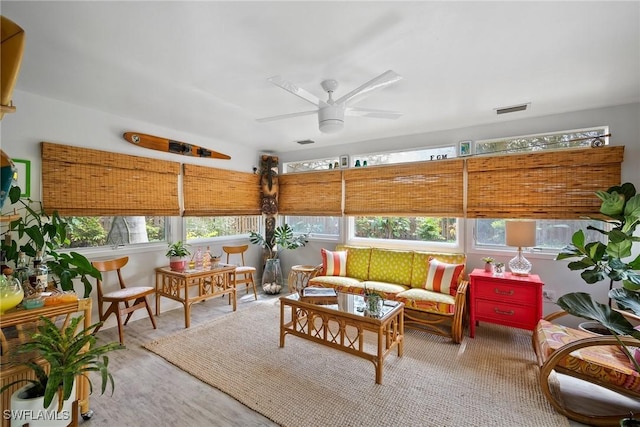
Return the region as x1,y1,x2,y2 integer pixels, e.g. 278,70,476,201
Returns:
144,297,157,329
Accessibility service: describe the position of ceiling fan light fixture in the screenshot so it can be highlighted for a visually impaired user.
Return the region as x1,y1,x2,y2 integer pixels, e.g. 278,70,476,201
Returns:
318,105,344,133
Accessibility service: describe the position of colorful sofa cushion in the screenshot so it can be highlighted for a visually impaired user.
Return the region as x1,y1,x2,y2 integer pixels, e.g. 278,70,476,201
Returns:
336,245,372,280
424,258,465,296
536,319,640,394
368,249,414,286
395,288,456,315
321,248,347,276
411,251,466,288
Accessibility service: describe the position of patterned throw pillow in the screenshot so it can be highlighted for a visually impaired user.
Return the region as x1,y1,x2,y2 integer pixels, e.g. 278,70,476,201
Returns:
321,248,347,277
424,257,464,296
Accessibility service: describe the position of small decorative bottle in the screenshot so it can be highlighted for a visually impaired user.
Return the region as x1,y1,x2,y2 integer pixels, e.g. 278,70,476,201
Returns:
194,247,203,270
202,246,211,270
15,251,29,288
30,251,48,292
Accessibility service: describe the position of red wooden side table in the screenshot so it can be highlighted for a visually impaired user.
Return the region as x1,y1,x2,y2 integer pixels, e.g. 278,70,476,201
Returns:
469,268,543,337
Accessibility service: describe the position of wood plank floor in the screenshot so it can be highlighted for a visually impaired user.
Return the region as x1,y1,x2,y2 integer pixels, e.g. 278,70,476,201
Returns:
83,291,636,427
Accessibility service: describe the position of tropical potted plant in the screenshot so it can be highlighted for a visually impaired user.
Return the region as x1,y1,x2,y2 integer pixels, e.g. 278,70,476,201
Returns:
556,183,640,329
0,315,124,426
249,224,308,294
166,240,191,272
1,186,101,298
555,182,640,370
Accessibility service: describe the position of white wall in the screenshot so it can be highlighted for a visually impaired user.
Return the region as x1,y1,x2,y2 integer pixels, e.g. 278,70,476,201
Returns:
2,91,639,329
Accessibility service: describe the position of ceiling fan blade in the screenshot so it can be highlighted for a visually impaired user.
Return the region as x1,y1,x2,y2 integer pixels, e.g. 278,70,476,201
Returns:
335,70,402,105
256,110,317,123
267,76,321,107
345,107,403,119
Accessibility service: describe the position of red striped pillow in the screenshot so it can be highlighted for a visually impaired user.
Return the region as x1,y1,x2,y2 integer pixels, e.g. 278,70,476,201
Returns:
321,248,347,277
424,257,464,296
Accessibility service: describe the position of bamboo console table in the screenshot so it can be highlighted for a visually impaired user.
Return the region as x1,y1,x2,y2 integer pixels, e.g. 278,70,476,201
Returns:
155,265,236,328
279,292,404,384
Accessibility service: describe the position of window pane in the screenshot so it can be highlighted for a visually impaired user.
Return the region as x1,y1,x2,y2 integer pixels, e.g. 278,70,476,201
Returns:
285,216,340,237
354,217,457,243
475,127,608,155
186,216,261,239
475,219,609,250
65,216,166,248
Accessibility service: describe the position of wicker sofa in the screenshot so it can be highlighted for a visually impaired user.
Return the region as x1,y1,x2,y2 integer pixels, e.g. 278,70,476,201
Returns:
308,245,468,343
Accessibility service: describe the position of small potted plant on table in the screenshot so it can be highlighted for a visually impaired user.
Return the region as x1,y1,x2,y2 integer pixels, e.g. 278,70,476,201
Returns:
482,257,495,273
166,241,191,272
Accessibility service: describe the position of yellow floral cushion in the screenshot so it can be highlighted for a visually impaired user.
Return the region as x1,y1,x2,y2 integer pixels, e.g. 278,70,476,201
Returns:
368,249,414,286
336,245,372,280
536,319,640,393
308,276,364,293
411,252,466,288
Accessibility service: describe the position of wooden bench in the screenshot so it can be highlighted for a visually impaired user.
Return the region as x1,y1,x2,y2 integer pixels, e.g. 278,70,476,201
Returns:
532,310,640,426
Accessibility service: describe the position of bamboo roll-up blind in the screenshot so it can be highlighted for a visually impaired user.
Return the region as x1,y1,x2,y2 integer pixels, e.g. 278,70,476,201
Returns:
182,164,261,216
466,145,624,219
344,159,464,216
41,142,180,216
279,170,342,216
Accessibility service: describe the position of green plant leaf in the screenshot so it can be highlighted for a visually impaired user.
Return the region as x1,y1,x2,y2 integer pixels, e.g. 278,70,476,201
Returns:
597,190,626,217
606,239,632,260
557,292,635,336
609,288,640,316
580,268,606,284
571,229,585,249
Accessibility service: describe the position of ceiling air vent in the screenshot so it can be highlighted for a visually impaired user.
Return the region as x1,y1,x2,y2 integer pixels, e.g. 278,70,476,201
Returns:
496,103,530,115
296,139,315,145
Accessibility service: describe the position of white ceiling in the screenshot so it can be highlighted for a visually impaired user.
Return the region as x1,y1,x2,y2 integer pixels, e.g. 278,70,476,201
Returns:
3,1,639,153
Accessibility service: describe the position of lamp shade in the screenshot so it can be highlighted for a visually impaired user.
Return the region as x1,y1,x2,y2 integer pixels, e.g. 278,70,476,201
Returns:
505,220,536,248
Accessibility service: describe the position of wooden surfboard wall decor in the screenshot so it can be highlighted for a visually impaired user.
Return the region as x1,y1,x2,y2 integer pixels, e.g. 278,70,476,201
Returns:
1,16,26,120
123,132,231,160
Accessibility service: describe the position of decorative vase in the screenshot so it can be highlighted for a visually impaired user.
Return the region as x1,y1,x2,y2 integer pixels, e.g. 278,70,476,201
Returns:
493,264,504,276
10,381,76,427
484,262,493,273
364,294,383,317
262,258,283,295
0,273,24,314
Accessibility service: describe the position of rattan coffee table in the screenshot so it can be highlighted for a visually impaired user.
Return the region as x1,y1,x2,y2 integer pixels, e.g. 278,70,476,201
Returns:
279,292,404,384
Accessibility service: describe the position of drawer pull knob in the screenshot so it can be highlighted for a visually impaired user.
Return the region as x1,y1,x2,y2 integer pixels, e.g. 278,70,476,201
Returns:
494,308,515,316
494,288,514,296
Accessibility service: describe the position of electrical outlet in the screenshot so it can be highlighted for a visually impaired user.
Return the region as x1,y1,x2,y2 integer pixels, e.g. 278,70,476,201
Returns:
542,290,556,302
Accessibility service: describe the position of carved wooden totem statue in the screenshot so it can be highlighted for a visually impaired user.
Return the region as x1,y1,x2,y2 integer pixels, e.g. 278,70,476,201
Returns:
259,155,279,254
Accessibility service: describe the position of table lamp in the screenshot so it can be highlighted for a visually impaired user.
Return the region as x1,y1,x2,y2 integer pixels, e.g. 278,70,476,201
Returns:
505,220,536,276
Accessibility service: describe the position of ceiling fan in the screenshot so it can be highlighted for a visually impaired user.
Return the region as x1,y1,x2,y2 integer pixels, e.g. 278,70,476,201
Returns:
257,70,403,134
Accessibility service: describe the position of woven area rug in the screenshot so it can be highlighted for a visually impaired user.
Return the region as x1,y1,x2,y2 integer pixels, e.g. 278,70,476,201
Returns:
144,300,568,427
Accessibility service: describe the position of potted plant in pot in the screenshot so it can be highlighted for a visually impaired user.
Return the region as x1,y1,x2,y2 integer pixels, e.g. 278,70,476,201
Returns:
0,315,124,426
166,240,191,272
249,223,308,294
1,186,101,298
556,182,640,332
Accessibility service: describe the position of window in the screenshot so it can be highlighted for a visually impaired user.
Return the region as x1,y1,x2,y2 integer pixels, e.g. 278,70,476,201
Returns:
185,216,261,240
352,216,458,244
285,216,340,238
472,126,614,251
475,219,609,250
64,216,166,248
475,126,609,155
